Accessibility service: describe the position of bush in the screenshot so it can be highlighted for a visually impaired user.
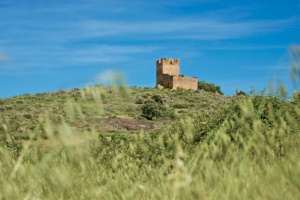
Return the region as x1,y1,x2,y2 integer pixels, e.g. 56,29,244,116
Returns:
173,103,189,109
236,90,247,96
198,80,224,95
135,99,143,104
141,96,175,120
23,113,32,119
151,95,163,104
141,100,166,120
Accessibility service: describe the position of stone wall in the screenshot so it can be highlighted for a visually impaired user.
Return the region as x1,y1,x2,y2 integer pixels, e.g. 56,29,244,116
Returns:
157,74,173,88
172,75,198,90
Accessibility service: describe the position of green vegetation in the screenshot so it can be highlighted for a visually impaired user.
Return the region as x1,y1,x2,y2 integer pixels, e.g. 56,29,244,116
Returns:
0,85,299,199
198,80,224,95
141,95,175,120
0,47,299,199
294,92,300,102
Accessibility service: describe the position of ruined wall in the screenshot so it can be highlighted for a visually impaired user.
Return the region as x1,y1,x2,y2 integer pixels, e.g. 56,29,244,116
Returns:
157,74,173,88
172,75,198,90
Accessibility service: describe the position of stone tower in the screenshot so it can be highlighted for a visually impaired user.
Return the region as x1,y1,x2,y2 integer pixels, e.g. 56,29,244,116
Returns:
156,58,180,86
156,58,198,90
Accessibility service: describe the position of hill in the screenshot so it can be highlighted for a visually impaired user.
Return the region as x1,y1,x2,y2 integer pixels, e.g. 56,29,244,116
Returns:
0,86,233,138
0,85,299,199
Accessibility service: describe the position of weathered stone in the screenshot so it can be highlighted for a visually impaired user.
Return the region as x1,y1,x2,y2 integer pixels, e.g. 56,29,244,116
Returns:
155,84,164,89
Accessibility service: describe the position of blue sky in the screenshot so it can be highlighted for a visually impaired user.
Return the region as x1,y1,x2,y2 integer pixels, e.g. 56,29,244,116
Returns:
0,0,300,97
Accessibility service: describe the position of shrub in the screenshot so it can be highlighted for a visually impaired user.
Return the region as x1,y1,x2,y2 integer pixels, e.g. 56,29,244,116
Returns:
141,98,175,120
236,90,247,96
141,100,166,120
16,100,23,104
173,103,189,109
23,113,32,119
198,80,224,95
151,95,163,104
135,99,143,104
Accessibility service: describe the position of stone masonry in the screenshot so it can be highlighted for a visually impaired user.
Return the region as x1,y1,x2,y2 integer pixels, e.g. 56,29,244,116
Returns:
156,58,198,90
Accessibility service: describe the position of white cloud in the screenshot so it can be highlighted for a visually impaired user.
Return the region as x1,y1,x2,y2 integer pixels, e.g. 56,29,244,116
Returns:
1,2,298,49
0,51,11,61
242,65,290,71
95,70,116,83
0,45,158,70
200,45,287,50
93,70,125,85
80,17,299,40
2,13,296,46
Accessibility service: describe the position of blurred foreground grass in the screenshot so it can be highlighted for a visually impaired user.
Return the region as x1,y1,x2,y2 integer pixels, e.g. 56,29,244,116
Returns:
0,47,300,199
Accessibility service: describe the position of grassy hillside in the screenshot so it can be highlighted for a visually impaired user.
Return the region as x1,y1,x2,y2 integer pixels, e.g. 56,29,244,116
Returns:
0,85,299,199
0,86,233,138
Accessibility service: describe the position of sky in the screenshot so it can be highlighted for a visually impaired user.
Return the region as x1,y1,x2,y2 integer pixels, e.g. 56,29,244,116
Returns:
0,0,300,98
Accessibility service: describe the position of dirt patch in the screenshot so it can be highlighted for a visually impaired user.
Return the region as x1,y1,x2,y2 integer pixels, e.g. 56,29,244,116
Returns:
89,118,156,131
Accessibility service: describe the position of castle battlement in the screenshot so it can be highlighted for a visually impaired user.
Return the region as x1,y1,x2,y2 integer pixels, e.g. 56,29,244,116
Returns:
156,58,180,65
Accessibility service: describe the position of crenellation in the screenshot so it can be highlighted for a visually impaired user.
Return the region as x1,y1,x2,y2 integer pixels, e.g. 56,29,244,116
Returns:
156,58,180,65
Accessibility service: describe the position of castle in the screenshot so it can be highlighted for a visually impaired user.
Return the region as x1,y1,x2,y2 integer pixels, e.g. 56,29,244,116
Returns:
156,58,198,90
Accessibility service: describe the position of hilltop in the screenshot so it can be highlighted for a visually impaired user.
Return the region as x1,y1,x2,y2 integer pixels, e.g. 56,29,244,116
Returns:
0,86,234,138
